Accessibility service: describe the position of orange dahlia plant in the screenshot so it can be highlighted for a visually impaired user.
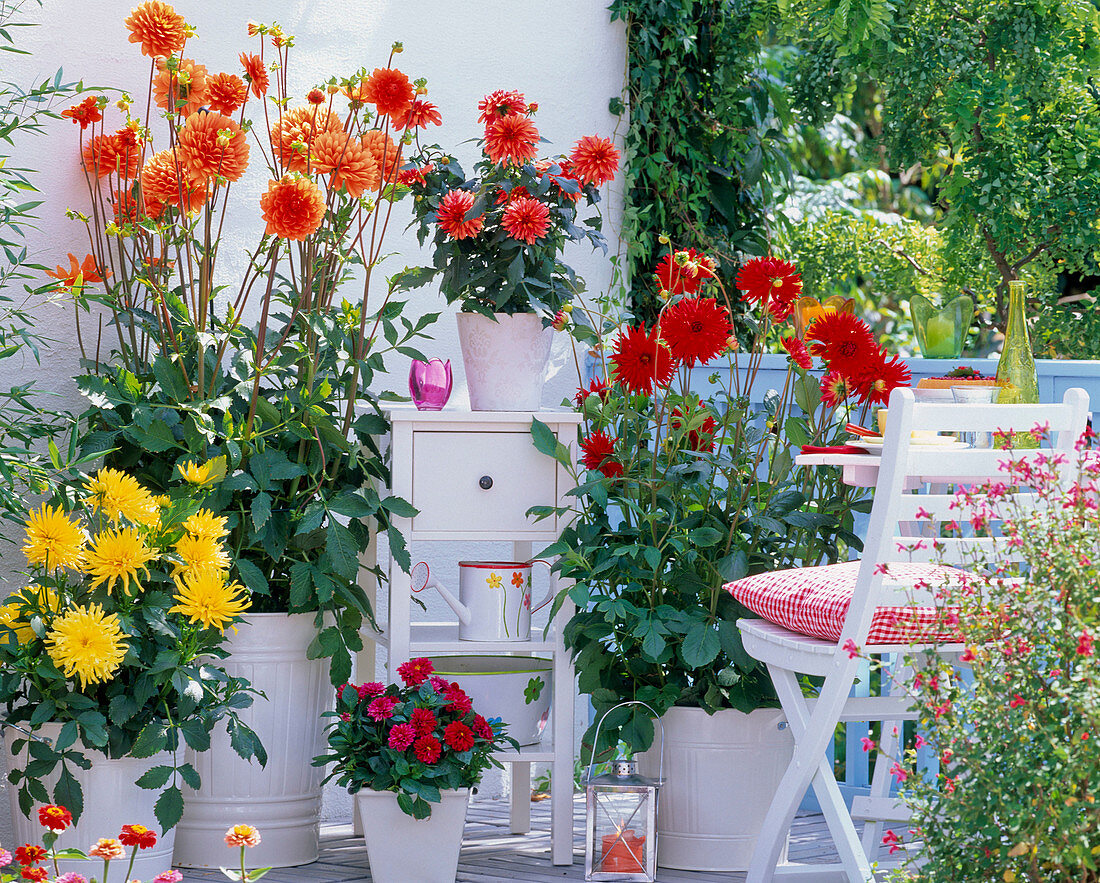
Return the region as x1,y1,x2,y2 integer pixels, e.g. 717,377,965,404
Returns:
50,3,444,684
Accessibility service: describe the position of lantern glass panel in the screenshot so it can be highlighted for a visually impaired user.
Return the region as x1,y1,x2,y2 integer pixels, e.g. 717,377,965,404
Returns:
590,787,652,877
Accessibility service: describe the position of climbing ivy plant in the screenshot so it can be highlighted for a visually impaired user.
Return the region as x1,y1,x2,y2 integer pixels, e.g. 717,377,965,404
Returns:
609,0,786,321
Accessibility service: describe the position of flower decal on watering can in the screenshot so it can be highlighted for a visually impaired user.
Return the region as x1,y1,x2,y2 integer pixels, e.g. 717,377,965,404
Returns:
524,676,545,704
408,358,452,410
511,572,524,588
486,572,503,589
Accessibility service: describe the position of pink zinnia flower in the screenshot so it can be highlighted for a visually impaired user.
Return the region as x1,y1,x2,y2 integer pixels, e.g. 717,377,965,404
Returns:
387,722,416,750
153,872,182,883
367,696,399,721
224,824,261,848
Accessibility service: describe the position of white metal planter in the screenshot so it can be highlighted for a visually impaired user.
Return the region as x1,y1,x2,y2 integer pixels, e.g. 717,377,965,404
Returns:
173,612,331,869
456,311,553,411
636,706,793,871
356,788,470,883
3,724,175,881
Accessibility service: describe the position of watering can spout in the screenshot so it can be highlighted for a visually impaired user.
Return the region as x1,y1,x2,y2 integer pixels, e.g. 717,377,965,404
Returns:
410,561,472,626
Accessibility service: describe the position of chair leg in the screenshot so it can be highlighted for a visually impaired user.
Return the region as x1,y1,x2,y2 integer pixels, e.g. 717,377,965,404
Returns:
747,665,876,883
861,657,911,861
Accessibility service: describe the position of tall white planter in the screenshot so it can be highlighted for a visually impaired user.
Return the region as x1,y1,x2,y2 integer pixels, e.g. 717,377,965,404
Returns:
356,788,470,883
637,707,793,872
173,612,331,869
3,724,175,880
456,311,553,411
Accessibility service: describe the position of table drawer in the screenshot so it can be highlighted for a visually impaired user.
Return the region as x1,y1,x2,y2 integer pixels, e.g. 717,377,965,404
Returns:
411,430,559,534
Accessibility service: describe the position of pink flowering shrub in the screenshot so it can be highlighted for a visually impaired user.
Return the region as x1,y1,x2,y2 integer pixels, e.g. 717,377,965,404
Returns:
886,429,1100,881
314,658,516,818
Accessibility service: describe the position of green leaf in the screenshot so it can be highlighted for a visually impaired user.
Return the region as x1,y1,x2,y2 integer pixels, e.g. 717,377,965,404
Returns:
235,558,269,595
325,521,359,580
154,784,184,830
688,527,723,547
131,722,169,758
681,621,721,668
53,766,83,823
135,765,174,790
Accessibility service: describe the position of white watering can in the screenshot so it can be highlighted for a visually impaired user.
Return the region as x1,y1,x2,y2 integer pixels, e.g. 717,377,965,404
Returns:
410,560,555,642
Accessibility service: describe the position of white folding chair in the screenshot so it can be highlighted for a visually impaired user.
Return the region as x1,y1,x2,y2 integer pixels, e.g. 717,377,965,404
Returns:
732,386,1090,882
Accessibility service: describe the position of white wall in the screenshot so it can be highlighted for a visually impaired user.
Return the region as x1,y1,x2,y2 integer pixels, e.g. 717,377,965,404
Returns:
0,0,625,841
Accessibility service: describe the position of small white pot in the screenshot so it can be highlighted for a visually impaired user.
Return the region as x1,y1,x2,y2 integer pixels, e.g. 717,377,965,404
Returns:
456,311,553,411
3,724,175,881
356,788,469,883
637,706,794,871
428,655,552,746
173,612,331,869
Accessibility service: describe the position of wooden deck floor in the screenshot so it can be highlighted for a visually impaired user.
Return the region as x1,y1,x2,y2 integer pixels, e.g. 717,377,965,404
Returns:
178,796,848,882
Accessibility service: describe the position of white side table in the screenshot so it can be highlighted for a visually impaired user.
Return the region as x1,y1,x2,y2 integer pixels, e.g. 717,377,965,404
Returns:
382,407,582,866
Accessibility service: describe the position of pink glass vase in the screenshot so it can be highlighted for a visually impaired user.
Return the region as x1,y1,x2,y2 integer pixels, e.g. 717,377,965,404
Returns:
409,358,452,410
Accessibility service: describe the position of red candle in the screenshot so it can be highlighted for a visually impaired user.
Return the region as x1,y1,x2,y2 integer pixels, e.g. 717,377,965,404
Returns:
601,828,646,873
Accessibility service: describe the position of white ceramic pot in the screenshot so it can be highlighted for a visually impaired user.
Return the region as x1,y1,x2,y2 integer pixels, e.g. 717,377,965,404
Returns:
356,788,469,883
173,612,331,869
3,724,175,880
427,655,552,746
455,311,553,411
637,706,793,872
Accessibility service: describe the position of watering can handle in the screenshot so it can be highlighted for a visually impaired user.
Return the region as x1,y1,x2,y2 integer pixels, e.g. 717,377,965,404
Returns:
528,559,559,613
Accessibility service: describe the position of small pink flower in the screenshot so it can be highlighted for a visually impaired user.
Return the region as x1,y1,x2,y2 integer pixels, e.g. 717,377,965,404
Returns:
913,734,926,750
340,712,351,722
56,874,89,883
0,851,11,868
1009,694,1025,709
842,639,860,659
890,762,908,783
882,830,901,854
860,737,875,752
367,696,399,720
960,646,976,663
153,872,183,883
224,824,261,848
387,722,416,750
1078,631,1094,656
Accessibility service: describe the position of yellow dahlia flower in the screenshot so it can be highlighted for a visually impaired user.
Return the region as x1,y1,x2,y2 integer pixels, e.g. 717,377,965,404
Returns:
175,532,230,574
46,603,128,688
0,587,60,644
171,568,249,630
86,526,155,594
84,467,159,526
22,504,86,571
183,509,229,541
177,456,226,486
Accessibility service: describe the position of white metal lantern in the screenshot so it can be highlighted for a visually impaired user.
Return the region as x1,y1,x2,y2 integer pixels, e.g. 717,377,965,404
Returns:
584,702,664,882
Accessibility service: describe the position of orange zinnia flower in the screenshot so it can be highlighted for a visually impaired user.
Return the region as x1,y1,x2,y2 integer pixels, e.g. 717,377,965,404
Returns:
124,1,187,59
570,134,620,187
154,57,209,117
206,72,248,115
260,174,326,240
82,134,140,179
177,111,250,184
46,253,109,289
62,96,103,130
311,131,379,198
141,149,209,216
239,52,269,98
360,129,401,186
484,113,539,166
360,67,414,119
435,189,484,241
271,105,344,173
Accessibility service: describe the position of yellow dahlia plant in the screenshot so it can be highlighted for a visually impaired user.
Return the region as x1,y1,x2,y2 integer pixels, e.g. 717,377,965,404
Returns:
0,460,264,831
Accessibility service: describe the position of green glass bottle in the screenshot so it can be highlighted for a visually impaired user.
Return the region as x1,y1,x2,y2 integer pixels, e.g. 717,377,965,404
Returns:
994,280,1039,405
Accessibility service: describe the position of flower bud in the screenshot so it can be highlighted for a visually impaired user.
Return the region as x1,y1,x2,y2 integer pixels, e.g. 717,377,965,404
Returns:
658,234,670,245
307,88,325,105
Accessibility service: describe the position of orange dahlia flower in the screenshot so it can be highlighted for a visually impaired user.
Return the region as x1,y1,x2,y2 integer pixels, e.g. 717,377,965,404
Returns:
393,98,442,131
360,67,414,119
125,1,187,59
501,196,550,244
239,52,269,98
62,96,103,130
141,149,209,216
260,175,326,240
46,253,109,289
311,131,380,198
570,135,620,187
484,114,539,166
361,130,401,186
177,112,250,184
154,57,209,117
477,89,528,125
435,189,484,240
271,105,344,173
112,191,139,224
206,72,248,115
82,134,140,179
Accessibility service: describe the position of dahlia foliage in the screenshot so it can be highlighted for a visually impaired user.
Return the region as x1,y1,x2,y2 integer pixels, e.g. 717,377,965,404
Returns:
535,247,907,756
50,4,438,685
0,461,261,830
404,89,619,316
318,658,515,819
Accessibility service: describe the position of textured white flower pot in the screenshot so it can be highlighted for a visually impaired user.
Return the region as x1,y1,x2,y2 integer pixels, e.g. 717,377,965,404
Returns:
173,612,331,869
356,788,470,883
637,706,793,871
456,311,553,411
3,724,175,881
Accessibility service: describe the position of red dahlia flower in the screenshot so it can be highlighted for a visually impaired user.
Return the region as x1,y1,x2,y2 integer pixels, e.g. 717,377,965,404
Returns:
805,311,878,378
393,98,442,131
387,722,416,750
410,707,438,736
361,67,415,119
849,351,911,406
780,336,813,370
443,720,476,752
820,370,853,408
736,257,803,321
660,296,732,367
477,89,529,124
62,96,103,130
413,735,442,764
501,196,551,244
569,134,620,186
611,324,675,395
484,113,539,166
397,656,434,687
14,846,46,866
574,377,611,407
366,696,398,721
580,430,623,478
472,714,494,740
436,189,484,240
444,683,473,715
654,248,717,296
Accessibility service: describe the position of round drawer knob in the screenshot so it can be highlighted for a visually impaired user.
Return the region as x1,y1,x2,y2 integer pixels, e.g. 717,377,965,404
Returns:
478,475,494,490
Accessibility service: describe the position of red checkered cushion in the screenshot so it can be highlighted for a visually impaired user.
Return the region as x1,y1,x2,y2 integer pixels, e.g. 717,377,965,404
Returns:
726,560,964,644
